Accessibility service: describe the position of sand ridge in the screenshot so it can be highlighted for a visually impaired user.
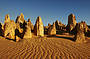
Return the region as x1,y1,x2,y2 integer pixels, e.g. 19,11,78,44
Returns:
0,35,90,59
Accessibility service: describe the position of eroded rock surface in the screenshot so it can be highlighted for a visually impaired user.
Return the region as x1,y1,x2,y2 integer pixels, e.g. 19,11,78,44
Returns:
74,23,86,43
4,20,16,40
34,16,44,36
48,22,56,35
23,23,32,38
27,19,34,31
67,14,77,32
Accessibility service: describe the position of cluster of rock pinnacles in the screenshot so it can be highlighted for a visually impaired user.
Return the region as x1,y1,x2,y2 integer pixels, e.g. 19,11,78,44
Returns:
0,13,89,43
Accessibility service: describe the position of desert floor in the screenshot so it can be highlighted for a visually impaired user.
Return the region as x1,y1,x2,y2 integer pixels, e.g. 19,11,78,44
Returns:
0,34,90,59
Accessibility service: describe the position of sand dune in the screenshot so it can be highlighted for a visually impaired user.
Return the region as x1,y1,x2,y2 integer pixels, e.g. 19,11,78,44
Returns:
0,35,90,59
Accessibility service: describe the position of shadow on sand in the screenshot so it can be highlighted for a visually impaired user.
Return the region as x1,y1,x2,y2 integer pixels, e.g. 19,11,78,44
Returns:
47,35,75,41
5,37,16,42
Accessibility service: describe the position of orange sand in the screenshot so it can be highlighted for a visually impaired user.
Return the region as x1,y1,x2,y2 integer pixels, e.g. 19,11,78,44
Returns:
0,35,90,59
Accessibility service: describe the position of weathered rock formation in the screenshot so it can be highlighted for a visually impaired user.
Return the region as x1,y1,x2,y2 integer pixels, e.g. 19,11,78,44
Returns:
86,28,90,37
15,13,26,38
16,13,25,32
23,23,32,38
4,14,11,23
15,36,21,42
44,26,48,35
28,19,34,31
48,22,56,35
0,23,4,36
16,23,23,33
81,21,88,33
15,21,27,39
55,20,66,30
3,14,23,41
16,13,25,24
74,23,86,43
55,20,60,30
48,23,51,27
34,16,44,36
67,14,77,32
4,20,16,40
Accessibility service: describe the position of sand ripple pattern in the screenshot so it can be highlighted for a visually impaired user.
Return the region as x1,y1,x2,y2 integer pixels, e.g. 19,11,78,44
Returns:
0,36,90,59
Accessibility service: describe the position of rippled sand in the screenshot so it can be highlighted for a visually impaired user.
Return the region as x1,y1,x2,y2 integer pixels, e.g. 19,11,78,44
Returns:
0,35,90,59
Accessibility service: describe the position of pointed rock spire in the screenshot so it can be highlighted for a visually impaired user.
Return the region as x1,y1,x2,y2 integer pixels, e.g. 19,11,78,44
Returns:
23,24,32,38
68,14,76,25
48,23,51,27
15,13,25,34
16,13,25,24
48,22,56,35
74,23,86,43
4,14,11,23
34,16,44,36
67,13,77,32
4,20,16,40
27,19,34,31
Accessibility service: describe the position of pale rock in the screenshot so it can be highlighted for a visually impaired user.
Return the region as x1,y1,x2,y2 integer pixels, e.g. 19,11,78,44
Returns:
74,23,86,43
23,24,32,38
28,19,34,31
34,16,44,36
4,20,16,40
4,14,11,23
48,22,56,35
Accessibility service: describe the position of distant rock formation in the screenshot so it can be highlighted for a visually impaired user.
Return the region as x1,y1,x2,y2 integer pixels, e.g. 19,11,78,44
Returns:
74,23,86,43
0,13,89,43
4,20,16,40
86,28,90,37
67,14,77,32
44,26,48,35
34,16,44,36
0,23,4,36
15,21,27,39
16,13,25,32
81,21,88,33
27,19,34,31
55,20,61,30
23,23,32,38
55,20,66,30
15,13,27,39
48,23,51,27
16,13,25,24
4,14,11,23
48,22,56,35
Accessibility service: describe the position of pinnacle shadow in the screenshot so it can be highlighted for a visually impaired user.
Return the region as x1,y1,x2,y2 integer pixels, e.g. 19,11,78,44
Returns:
47,35,75,41
5,37,16,42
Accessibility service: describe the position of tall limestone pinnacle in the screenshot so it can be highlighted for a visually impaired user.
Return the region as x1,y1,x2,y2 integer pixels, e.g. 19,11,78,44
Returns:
20,13,24,22
68,14,76,25
4,20,16,40
81,21,88,32
34,16,44,36
4,14,17,40
23,24,32,39
20,13,24,18
67,13,77,31
4,14,11,23
15,13,25,33
48,22,56,35
16,13,25,24
28,19,34,31
74,23,86,43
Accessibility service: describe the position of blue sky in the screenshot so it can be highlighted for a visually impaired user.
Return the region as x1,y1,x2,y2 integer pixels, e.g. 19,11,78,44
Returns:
0,0,90,26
